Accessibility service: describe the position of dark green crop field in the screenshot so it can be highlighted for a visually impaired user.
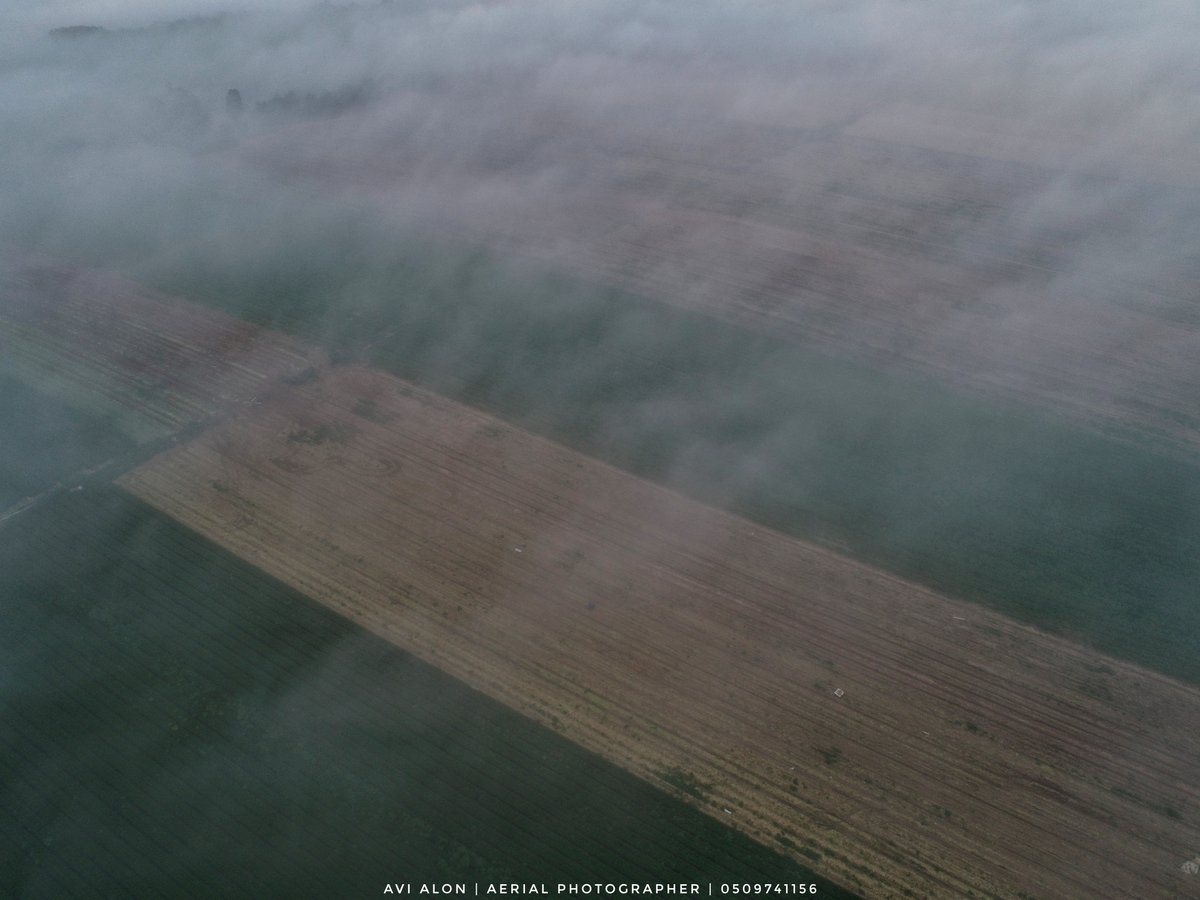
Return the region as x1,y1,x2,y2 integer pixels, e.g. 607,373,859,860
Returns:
0,488,849,898
0,375,135,510
143,229,1200,686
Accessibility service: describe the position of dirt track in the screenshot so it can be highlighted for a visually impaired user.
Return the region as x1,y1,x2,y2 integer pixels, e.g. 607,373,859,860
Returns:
121,365,1200,899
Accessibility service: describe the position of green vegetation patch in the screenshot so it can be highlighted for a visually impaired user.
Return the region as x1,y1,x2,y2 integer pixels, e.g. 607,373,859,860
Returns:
0,374,136,509
658,768,713,802
816,747,843,766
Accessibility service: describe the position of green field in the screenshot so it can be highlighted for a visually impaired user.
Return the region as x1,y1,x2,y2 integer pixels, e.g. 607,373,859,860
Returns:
0,488,849,897
0,375,135,510
139,229,1200,686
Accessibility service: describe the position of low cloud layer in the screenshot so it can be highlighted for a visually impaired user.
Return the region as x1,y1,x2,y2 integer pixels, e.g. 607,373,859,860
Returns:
2,0,1199,663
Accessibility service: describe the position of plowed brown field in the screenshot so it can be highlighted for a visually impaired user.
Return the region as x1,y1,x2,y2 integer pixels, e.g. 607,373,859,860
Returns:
121,365,1200,899
244,104,1200,455
0,260,321,442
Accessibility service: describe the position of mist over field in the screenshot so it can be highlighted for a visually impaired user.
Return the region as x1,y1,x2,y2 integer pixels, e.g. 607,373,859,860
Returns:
3,2,1200,897
3,0,1198,309
4,0,1199,627
4,0,1199,251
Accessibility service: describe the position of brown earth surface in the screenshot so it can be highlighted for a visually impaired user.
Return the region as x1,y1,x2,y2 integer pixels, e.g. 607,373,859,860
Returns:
120,364,1200,899
0,259,322,442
